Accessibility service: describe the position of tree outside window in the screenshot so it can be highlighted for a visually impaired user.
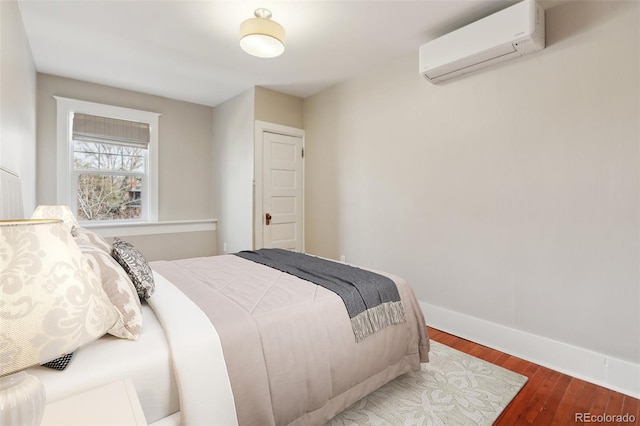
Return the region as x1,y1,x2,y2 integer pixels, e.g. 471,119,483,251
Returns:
71,112,150,221
74,142,145,220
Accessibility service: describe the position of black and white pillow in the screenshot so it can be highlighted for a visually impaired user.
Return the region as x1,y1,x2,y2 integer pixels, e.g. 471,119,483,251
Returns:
111,238,155,300
42,353,74,370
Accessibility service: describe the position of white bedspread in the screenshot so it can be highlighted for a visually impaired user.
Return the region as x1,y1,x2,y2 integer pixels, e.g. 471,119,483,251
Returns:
148,271,238,426
30,303,179,423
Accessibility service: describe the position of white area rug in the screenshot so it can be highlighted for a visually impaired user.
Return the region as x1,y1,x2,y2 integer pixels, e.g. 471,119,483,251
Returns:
327,341,527,426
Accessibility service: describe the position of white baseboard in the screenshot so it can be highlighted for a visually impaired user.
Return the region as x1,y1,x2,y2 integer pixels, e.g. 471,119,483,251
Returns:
420,301,640,399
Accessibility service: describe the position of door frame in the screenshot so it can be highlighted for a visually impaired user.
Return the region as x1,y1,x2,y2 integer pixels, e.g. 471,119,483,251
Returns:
253,120,305,250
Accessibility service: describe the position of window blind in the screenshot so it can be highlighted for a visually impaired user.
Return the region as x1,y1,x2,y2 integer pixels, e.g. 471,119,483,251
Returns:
72,113,150,148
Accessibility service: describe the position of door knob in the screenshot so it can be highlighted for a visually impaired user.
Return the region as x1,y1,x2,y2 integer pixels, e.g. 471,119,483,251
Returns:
265,213,272,225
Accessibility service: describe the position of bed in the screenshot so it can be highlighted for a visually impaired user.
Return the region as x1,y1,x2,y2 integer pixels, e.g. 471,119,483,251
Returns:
4,169,430,426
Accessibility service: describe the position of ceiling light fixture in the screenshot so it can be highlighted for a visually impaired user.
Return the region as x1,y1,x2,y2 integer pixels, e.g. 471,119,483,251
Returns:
239,8,285,58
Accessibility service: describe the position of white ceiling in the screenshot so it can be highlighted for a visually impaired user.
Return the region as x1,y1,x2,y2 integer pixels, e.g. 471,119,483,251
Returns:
18,0,557,107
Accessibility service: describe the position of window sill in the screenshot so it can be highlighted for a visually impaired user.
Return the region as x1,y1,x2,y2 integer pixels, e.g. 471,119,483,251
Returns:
82,219,217,238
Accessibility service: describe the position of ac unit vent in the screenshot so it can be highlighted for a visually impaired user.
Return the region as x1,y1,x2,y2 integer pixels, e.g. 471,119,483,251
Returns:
419,0,545,83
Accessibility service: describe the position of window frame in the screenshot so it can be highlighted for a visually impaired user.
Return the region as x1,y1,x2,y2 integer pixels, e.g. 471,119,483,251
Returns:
55,97,160,223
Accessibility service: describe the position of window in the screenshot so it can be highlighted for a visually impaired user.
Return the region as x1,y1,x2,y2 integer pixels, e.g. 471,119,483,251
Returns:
56,97,160,223
72,114,148,221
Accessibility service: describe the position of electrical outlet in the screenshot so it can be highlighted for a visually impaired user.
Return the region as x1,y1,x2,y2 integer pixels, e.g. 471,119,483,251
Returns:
223,242,227,253
340,255,346,263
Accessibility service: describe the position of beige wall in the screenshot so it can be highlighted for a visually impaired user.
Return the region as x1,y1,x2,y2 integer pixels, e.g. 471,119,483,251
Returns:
303,0,639,364
212,88,255,254
36,74,216,260
255,86,303,129
0,1,37,214
34,75,302,258
107,230,217,262
37,74,214,221
212,87,303,254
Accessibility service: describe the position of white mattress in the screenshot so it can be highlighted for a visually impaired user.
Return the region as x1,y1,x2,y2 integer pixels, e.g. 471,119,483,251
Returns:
28,302,180,424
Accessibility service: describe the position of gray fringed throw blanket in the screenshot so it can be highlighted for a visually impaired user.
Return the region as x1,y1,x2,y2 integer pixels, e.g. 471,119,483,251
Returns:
234,249,406,342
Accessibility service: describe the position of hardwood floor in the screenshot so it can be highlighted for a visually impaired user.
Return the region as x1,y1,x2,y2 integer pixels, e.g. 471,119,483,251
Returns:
427,327,640,425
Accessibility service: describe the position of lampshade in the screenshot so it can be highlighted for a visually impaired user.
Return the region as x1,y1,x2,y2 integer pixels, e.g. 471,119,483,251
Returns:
0,219,117,425
240,8,285,58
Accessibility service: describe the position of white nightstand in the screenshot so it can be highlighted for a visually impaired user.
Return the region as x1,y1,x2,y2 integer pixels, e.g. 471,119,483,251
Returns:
41,378,147,426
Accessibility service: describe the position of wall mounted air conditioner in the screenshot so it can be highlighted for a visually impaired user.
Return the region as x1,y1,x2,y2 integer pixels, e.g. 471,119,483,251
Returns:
419,0,545,83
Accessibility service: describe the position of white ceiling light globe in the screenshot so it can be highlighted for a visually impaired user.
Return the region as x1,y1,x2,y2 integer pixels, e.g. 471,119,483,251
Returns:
239,8,286,59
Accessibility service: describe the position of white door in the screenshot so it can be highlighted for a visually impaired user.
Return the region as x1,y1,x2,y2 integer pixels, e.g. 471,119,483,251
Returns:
261,131,304,251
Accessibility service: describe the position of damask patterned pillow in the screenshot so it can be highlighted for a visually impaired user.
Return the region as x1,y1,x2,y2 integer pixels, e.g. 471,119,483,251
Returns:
74,226,112,253
80,244,143,339
111,238,155,300
1,219,117,374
